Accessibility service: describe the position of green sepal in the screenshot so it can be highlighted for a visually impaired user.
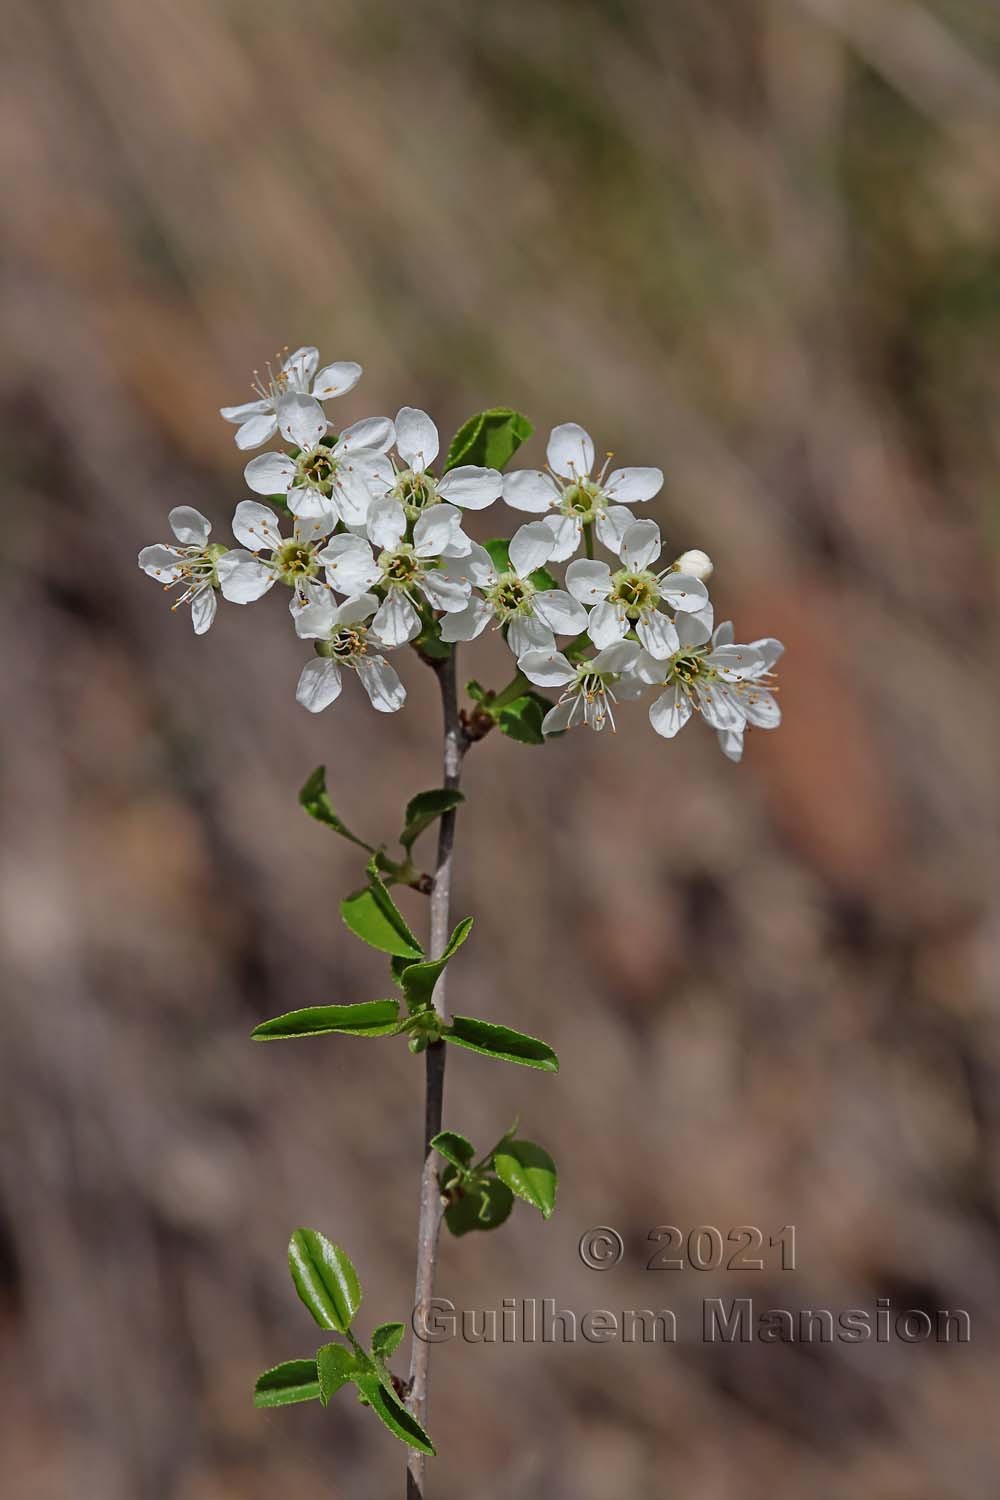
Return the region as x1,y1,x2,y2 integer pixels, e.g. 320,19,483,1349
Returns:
399,917,473,1013
253,1358,320,1408
341,872,424,960
371,1321,406,1361
493,1139,558,1219
288,1229,362,1333
316,1343,360,1406
299,767,374,851
251,1000,404,1042
354,1372,436,1455
400,789,465,853
466,679,488,705
430,1130,475,1171
443,1015,559,1071
497,692,550,746
444,408,533,474
443,1175,515,1236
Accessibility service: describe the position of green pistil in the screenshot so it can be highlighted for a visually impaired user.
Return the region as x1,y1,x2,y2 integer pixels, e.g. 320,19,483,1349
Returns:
380,546,420,587
317,627,365,662
486,570,535,621
275,539,318,585
560,478,602,522
669,652,707,687
609,568,658,619
395,471,438,518
297,449,338,491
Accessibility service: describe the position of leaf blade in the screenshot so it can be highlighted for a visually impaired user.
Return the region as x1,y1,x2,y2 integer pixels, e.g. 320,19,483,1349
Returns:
251,1000,403,1041
493,1139,558,1219
341,876,424,960
316,1343,360,1406
443,1015,559,1072
444,408,533,473
400,917,473,1013
288,1230,362,1333
371,1321,406,1361
299,767,374,850
253,1359,320,1408
430,1130,475,1171
400,788,465,852
354,1372,436,1455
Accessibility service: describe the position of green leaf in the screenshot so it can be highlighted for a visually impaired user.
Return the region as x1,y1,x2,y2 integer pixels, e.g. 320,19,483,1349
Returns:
444,1177,514,1237
354,1372,436,1455
316,1343,360,1406
493,1139,558,1219
400,917,473,1013
251,1000,403,1042
412,613,452,660
443,1015,559,1072
253,1359,320,1408
400,788,465,853
497,693,549,746
288,1230,362,1333
342,875,424,960
430,1130,475,1171
371,1321,406,1361
299,767,374,851
483,537,511,572
444,408,533,473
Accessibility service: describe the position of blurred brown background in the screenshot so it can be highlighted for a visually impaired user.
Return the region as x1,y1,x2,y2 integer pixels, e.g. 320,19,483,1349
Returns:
1,1,998,1496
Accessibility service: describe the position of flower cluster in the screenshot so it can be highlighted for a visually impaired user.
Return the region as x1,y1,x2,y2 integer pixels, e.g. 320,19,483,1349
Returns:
139,347,782,757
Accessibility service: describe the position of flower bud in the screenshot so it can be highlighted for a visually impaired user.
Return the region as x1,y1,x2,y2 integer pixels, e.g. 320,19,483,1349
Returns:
674,548,713,581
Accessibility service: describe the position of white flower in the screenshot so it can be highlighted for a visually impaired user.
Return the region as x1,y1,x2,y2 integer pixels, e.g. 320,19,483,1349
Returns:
641,613,780,753
565,519,710,657
293,593,406,714
317,497,472,647
379,407,503,518
219,346,363,451
673,548,713,581
138,507,226,635
518,640,645,734
707,622,784,760
439,522,588,658
216,501,334,613
243,396,394,526
503,422,663,560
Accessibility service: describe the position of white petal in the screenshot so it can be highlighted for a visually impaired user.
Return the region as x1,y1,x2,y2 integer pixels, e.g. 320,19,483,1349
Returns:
356,656,406,713
518,650,576,688
546,422,594,479
283,346,320,385
216,552,275,604
312,360,362,401
613,669,647,701
139,544,182,581
509,521,556,578
189,587,217,635
543,513,582,562
294,600,338,639
367,497,407,551
439,597,492,642
337,416,395,455
594,505,634,555
565,558,612,604
373,590,421,646
442,543,495,589
634,649,669,685
533,588,588,637
420,571,470,613
169,507,211,547
291,579,329,613
541,700,576,735
649,683,693,739
718,729,744,762
740,686,781,729
334,463,383,526
287,483,333,520
659,572,709,614
620,520,662,572
293,511,336,544
232,500,283,553
244,451,295,497
277,393,327,450
332,591,379,627
220,399,270,424
507,615,555,659
694,681,745,731
394,407,439,472
587,600,628,649
296,657,342,713
319,535,380,594
705,644,762,682
713,619,734,647
592,640,640,674
604,466,663,503
502,469,558,513
413,502,464,557
234,411,280,450
676,610,713,648
436,466,502,509
750,636,785,672
636,610,680,659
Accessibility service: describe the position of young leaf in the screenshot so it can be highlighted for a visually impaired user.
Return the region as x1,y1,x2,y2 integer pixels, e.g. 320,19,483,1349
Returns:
399,917,473,1013
253,1359,321,1408
483,537,511,573
400,788,465,853
443,1016,559,1072
497,693,549,746
493,1139,558,1219
288,1230,362,1333
430,1130,475,1171
251,1000,403,1042
444,408,533,473
444,1177,514,1237
342,876,424,960
371,1321,406,1361
353,1372,436,1455
299,767,374,851
317,1342,360,1405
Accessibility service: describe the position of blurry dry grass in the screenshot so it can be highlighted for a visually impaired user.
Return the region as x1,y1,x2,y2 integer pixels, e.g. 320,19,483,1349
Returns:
0,1,998,1497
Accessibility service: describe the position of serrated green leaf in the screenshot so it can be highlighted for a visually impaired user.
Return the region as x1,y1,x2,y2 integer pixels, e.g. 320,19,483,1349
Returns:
371,1321,406,1361
497,693,549,746
430,1130,475,1171
443,1015,559,1071
299,767,374,850
253,1359,320,1408
288,1230,362,1333
444,1177,514,1237
400,788,465,853
316,1343,360,1405
251,1000,403,1042
342,876,424,960
444,408,533,473
353,1372,436,1455
493,1139,558,1219
400,917,473,1013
